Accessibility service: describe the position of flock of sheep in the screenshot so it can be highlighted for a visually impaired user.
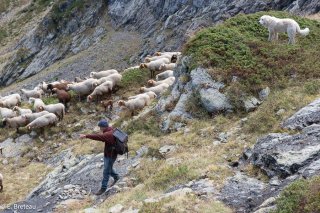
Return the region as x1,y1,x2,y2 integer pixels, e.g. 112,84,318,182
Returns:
0,51,180,134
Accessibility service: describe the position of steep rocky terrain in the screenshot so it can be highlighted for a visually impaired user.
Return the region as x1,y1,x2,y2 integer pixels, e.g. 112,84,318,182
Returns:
0,1,320,213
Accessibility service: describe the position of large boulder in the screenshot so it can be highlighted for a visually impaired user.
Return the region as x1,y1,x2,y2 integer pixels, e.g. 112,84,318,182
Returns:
282,98,320,130
190,68,232,113
249,124,320,178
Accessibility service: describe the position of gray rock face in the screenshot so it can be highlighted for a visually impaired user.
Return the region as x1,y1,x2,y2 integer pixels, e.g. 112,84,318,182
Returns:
1,0,319,86
219,173,268,213
0,135,33,158
282,98,320,130
0,0,106,86
250,125,320,178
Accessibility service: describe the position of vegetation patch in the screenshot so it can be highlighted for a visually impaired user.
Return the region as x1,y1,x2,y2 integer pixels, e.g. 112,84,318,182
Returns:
184,11,320,99
272,176,320,213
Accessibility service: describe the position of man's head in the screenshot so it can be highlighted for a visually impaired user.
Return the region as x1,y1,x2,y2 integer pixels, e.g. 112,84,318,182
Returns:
98,119,109,131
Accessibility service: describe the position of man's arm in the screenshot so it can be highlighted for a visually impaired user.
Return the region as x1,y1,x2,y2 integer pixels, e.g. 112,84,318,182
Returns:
80,132,115,145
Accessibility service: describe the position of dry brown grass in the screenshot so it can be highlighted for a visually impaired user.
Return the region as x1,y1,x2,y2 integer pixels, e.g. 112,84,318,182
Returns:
0,162,51,205
306,13,320,20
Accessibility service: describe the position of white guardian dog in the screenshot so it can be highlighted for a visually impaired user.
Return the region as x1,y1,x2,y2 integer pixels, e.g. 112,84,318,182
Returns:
259,15,309,44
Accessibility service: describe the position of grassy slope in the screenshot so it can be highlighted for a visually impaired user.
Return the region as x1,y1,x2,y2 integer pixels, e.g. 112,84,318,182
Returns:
1,10,320,213
185,11,320,97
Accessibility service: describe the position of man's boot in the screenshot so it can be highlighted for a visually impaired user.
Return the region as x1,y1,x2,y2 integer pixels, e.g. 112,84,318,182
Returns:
110,177,119,187
95,188,106,195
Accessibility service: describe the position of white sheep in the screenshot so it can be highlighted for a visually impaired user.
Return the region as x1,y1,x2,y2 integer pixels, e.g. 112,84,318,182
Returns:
29,98,45,112
22,111,50,122
0,94,21,108
0,173,3,192
147,76,175,87
144,54,172,63
13,106,32,115
95,73,122,86
159,63,176,71
87,81,114,102
140,83,170,96
38,103,65,120
90,69,118,79
128,91,157,105
0,107,17,118
140,58,170,79
118,98,147,116
66,82,95,101
20,88,43,99
2,116,28,132
128,91,157,100
26,113,58,130
156,70,174,81
154,51,182,56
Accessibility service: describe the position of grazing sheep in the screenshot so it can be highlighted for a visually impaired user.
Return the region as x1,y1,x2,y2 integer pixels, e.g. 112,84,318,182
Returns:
22,111,50,122
140,83,170,96
38,103,65,120
74,77,84,83
0,173,3,192
66,82,95,101
156,70,174,81
87,81,113,102
144,54,172,63
90,69,118,79
147,76,175,87
2,116,28,132
154,51,181,56
0,107,17,118
29,98,45,112
13,106,32,115
20,88,43,99
101,100,113,112
0,94,21,108
95,73,122,86
118,98,147,116
26,113,58,130
159,63,176,71
128,91,157,105
140,58,170,79
52,88,71,108
47,82,69,92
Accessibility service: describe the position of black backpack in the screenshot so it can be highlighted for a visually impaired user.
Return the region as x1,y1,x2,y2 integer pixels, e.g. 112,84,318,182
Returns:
113,128,129,156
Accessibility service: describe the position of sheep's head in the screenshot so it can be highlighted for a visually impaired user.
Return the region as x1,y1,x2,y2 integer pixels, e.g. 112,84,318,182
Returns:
171,54,178,63
139,63,146,69
139,87,146,93
27,125,32,130
87,95,93,102
147,79,155,86
118,100,125,107
38,106,44,111
12,106,18,111
158,63,165,71
155,52,162,56
144,57,151,63
89,72,96,78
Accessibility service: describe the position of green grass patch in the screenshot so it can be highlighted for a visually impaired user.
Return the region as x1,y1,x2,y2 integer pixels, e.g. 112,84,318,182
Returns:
118,68,150,90
42,96,59,105
184,11,320,97
272,176,320,213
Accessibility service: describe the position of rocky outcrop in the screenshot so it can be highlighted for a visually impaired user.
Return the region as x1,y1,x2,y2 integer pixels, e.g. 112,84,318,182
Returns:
1,0,319,86
0,0,106,86
282,98,320,130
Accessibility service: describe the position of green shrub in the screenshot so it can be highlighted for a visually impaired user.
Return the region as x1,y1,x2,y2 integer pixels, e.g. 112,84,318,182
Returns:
272,176,320,213
303,80,320,95
119,68,150,89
